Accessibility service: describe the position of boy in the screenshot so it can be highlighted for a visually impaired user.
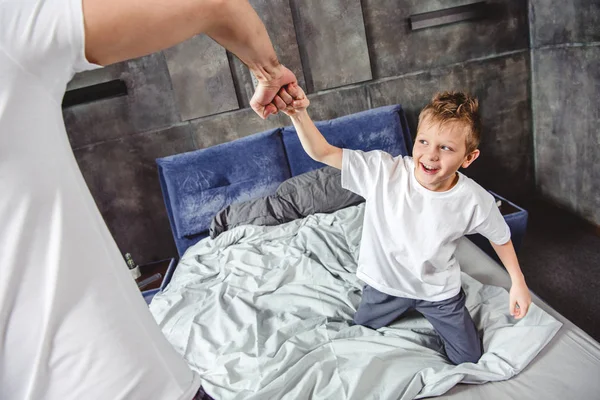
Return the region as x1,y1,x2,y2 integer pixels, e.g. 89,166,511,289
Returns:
278,84,532,365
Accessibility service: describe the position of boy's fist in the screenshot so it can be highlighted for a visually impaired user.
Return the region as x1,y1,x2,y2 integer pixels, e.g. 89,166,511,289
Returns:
278,83,310,116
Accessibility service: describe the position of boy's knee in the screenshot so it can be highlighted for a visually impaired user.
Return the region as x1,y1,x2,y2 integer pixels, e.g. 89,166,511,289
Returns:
352,306,369,326
352,314,370,328
352,313,382,330
448,346,482,365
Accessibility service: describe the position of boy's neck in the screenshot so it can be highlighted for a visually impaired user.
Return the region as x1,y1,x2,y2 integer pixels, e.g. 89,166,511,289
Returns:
414,169,460,192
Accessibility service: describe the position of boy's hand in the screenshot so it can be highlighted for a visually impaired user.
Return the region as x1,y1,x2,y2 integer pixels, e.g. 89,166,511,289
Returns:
509,280,532,319
278,83,310,116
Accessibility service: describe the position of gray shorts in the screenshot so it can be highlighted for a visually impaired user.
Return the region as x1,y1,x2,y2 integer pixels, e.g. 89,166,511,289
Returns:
353,285,482,365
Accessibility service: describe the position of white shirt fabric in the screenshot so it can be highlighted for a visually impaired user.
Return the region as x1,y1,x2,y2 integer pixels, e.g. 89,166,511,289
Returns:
342,149,510,302
0,0,200,399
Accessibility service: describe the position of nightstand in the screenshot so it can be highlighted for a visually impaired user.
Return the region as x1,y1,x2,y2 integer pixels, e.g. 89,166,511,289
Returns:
467,191,528,264
137,258,177,305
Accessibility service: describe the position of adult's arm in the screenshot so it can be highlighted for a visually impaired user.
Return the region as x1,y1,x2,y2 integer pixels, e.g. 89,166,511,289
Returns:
82,0,296,118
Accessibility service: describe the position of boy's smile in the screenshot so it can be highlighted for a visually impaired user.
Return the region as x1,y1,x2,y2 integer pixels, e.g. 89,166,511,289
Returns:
413,120,479,192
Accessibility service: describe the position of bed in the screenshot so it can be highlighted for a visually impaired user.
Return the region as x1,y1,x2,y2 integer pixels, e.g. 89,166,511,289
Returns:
150,105,600,399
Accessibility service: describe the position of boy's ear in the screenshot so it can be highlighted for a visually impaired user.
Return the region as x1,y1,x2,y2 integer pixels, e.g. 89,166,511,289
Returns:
461,149,480,168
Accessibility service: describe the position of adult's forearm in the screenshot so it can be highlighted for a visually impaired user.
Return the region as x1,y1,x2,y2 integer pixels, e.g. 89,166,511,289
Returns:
84,0,279,72
204,0,280,81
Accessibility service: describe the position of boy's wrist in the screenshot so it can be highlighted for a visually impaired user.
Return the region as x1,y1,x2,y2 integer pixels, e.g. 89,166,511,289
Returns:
290,108,308,119
509,271,526,285
290,109,310,122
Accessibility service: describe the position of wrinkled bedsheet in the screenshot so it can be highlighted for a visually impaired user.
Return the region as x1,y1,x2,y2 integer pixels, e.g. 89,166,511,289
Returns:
150,204,561,399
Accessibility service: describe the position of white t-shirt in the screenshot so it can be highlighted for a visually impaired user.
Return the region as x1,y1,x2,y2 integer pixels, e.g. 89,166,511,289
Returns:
0,1,201,399
342,149,510,302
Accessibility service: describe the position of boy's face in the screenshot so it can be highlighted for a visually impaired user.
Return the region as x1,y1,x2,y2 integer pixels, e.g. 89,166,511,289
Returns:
412,119,479,192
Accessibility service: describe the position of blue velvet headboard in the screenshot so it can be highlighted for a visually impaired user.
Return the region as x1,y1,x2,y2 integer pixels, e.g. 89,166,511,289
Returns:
157,104,412,256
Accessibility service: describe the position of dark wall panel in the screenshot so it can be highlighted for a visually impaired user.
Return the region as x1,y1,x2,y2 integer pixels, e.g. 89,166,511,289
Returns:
164,35,239,121
74,124,197,264
530,0,600,46
368,52,533,202
64,53,179,149
533,46,600,225
362,0,529,78
290,0,372,92
191,109,288,149
303,86,370,122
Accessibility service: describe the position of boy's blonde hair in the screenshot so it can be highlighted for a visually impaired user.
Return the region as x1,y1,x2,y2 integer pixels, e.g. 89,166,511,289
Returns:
417,91,481,154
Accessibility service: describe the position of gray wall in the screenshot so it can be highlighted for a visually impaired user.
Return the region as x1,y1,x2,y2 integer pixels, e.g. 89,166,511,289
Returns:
65,0,533,264
529,0,600,226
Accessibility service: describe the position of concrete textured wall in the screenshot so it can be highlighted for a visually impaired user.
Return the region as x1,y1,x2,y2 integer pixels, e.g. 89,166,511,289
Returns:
65,0,535,264
530,0,600,225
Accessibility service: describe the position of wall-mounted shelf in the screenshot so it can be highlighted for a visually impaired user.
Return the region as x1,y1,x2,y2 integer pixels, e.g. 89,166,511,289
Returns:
62,79,127,108
410,2,488,31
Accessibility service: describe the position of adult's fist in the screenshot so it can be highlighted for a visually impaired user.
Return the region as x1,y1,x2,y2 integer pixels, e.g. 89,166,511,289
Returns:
250,64,297,119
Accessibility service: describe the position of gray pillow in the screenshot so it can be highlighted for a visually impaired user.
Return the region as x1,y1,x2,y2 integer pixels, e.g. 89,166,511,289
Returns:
275,166,364,216
209,166,364,238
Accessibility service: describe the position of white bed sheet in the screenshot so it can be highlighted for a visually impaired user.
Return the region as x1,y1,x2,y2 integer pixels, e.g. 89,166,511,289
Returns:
440,238,600,399
149,204,600,399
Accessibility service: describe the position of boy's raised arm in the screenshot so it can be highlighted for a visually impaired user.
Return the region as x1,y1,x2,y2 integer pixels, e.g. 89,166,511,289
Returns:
280,84,343,170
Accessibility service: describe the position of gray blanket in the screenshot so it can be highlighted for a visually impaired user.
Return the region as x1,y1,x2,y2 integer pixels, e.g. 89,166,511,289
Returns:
150,204,561,400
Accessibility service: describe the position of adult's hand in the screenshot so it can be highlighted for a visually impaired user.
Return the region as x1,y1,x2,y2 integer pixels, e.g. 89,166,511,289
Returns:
250,64,297,119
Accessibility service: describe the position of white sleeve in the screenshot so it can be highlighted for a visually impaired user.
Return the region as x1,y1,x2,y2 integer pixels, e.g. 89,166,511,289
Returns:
468,201,511,245
341,149,386,199
0,0,101,94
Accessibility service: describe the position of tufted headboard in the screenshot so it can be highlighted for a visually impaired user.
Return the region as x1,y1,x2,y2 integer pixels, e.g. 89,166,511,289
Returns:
157,104,412,255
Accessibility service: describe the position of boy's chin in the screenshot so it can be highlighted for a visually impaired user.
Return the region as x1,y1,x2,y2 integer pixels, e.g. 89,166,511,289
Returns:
417,170,457,186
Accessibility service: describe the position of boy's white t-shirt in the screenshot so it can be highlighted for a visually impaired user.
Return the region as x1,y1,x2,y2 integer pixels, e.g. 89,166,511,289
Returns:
0,0,200,399
342,149,510,302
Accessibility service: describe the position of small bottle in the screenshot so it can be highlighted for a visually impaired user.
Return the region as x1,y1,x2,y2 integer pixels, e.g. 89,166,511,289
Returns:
125,253,141,280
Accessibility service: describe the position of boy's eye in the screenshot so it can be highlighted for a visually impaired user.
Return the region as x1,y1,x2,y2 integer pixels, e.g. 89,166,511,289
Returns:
441,145,453,151
419,139,428,145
